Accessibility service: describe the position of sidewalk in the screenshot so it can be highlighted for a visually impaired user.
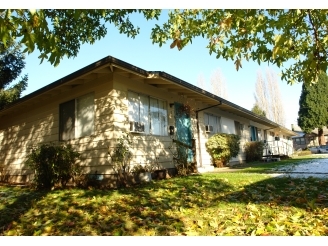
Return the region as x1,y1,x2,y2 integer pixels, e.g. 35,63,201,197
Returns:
208,163,265,173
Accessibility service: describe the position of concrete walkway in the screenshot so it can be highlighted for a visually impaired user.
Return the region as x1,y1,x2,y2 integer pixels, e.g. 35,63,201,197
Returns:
208,158,328,179
208,162,269,173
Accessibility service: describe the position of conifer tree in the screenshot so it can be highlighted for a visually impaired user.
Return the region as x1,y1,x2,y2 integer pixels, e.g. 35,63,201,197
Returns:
251,103,266,117
0,41,28,110
298,72,328,145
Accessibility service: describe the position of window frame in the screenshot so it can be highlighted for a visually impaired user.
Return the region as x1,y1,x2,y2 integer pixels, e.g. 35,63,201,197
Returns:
204,113,221,134
250,126,258,141
59,92,95,141
234,121,241,136
128,91,168,136
257,128,262,141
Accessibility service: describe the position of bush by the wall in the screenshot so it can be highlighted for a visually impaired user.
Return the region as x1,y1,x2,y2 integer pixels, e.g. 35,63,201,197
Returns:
108,133,134,187
244,141,264,162
26,143,81,190
205,133,240,167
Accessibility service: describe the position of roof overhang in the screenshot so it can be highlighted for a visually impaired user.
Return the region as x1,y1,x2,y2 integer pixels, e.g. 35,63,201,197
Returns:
0,55,297,137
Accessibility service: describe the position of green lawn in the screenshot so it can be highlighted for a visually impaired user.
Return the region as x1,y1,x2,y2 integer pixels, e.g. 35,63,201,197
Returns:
1,158,328,236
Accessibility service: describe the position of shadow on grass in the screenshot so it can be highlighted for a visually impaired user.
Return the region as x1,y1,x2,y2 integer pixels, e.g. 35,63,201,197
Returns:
0,186,48,235
0,176,233,236
3,172,327,236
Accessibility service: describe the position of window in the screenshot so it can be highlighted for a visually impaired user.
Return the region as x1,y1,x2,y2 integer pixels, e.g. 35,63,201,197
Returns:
204,113,221,134
264,130,267,140
128,91,167,136
250,126,266,141
234,121,241,136
59,93,95,140
294,137,305,145
250,126,258,141
257,128,262,141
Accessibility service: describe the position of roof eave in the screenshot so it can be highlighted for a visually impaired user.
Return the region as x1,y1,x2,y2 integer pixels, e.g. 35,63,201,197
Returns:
0,55,294,135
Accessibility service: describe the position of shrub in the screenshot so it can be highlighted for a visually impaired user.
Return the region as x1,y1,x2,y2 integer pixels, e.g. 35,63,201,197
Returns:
297,150,312,156
26,143,81,190
244,141,264,162
108,133,134,187
205,133,240,167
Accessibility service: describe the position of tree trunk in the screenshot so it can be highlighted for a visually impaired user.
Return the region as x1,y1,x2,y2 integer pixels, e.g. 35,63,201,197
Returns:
318,128,325,145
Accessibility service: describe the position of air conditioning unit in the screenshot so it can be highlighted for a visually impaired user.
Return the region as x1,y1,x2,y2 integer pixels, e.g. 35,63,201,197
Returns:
205,125,213,133
129,121,145,133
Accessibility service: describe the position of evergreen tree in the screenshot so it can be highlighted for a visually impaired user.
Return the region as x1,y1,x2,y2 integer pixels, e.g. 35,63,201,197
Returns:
0,41,28,110
297,72,328,145
251,103,266,117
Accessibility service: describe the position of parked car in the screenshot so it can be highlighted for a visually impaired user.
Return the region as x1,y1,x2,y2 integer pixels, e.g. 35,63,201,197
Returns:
319,145,328,153
309,146,328,154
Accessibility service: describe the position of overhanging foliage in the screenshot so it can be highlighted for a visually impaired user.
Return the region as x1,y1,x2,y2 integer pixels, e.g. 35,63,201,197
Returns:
0,9,327,85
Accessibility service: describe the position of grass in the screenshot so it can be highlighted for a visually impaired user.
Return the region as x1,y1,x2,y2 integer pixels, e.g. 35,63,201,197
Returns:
1,157,328,236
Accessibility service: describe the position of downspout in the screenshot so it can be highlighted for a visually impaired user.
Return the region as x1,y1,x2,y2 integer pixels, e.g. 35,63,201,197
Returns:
195,102,222,167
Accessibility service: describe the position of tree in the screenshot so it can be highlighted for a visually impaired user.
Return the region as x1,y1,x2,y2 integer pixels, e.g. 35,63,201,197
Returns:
0,41,28,110
297,72,328,145
196,73,206,90
155,9,328,85
1,9,328,85
251,103,266,117
210,68,228,99
254,71,269,119
254,69,286,126
0,10,161,66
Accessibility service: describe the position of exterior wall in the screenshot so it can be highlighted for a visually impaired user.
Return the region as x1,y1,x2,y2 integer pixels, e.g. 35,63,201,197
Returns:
1,72,206,182
0,74,113,181
109,73,176,170
0,69,297,183
292,134,324,150
0,104,58,182
197,108,251,167
109,74,213,171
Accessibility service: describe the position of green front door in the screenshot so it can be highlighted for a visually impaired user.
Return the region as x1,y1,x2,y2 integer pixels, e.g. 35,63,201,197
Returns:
174,103,193,162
